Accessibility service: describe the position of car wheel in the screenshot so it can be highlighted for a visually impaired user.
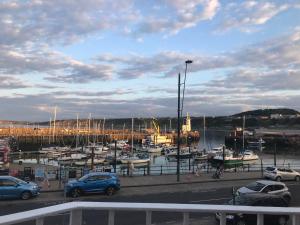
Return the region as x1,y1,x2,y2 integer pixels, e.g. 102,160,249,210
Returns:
71,188,82,198
106,187,116,196
276,176,282,181
21,191,31,200
295,176,300,182
278,216,288,225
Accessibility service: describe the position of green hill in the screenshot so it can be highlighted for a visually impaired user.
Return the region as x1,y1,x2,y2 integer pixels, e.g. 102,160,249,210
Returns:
232,108,299,117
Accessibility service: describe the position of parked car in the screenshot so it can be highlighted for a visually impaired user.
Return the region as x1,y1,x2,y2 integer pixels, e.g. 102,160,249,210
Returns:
264,166,300,181
65,172,120,197
0,176,40,200
236,180,291,204
216,193,289,225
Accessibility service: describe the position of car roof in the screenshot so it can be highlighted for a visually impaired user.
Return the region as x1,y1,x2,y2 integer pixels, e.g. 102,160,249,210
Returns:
86,172,117,176
256,180,285,186
267,166,294,170
0,176,14,179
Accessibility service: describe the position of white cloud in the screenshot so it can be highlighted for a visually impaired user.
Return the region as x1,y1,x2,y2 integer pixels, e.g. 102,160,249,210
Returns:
217,1,295,33
0,0,138,46
134,0,220,35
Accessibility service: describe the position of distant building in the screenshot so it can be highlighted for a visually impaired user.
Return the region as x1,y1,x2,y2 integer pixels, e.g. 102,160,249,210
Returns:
182,113,191,134
270,114,283,119
270,114,300,119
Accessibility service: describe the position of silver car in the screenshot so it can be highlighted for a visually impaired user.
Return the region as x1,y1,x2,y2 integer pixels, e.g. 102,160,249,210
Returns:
264,166,300,181
237,180,292,204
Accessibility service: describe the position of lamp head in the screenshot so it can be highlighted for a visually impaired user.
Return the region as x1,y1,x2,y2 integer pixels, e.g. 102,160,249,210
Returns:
185,60,193,64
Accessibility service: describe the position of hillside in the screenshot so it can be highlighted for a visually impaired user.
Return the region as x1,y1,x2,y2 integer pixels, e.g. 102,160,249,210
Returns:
232,108,299,117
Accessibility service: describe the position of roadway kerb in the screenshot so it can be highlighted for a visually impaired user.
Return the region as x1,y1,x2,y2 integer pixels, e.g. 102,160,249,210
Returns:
40,171,262,193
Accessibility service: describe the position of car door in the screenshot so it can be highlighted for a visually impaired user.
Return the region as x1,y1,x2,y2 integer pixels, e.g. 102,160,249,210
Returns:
277,168,286,180
269,185,285,195
83,175,101,193
0,179,18,199
284,169,294,180
95,175,111,192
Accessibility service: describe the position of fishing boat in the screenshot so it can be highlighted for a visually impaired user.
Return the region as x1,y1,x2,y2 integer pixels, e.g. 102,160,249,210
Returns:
210,150,243,168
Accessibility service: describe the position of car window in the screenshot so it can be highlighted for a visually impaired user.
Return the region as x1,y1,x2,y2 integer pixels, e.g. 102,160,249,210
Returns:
86,176,98,181
278,168,285,172
285,169,293,173
246,182,266,191
97,175,110,180
273,185,284,191
0,179,16,187
262,185,273,193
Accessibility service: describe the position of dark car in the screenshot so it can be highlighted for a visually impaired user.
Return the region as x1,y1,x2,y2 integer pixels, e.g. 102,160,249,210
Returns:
216,193,289,225
0,176,40,200
65,172,120,197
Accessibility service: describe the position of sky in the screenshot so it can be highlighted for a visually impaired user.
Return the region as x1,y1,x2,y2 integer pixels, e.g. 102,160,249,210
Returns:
1,0,300,121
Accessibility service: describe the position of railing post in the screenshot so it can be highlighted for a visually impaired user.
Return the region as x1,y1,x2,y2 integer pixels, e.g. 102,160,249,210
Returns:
108,210,115,225
146,211,152,225
69,209,82,225
192,162,195,174
219,212,226,225
292,215,300,225
257,213,264,225
36,218,44,225
183,212,189,225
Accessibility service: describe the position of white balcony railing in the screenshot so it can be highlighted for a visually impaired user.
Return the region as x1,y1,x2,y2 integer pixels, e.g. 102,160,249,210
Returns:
0,202,300,225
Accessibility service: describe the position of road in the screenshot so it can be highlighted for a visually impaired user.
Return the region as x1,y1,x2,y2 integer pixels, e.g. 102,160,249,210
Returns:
1,180,300,225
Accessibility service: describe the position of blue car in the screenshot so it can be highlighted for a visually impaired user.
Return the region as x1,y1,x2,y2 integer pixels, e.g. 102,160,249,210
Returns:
65,172,120,197
0,176,40,200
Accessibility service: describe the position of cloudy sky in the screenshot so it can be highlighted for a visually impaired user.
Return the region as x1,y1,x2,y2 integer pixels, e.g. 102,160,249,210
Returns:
1,0,300,121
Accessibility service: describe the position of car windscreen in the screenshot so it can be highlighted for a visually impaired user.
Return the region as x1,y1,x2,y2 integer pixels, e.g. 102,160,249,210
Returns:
245,182,265,191
265,167,275,171
11,177,27,184
78,174,90,181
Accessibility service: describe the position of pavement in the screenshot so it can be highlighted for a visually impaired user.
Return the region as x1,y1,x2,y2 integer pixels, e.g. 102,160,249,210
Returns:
38,170,262,192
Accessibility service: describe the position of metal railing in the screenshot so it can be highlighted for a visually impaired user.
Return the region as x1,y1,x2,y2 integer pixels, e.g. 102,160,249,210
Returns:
1,202,300,225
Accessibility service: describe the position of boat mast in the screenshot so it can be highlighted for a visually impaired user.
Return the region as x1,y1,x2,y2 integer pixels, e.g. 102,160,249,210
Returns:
203,115,206,151
122,123,125,140
131,118,134,152
49,117,52,145
76,114,79,148
52,106,57,143
87,113,91,145
102,118,106,143
242,115,245,151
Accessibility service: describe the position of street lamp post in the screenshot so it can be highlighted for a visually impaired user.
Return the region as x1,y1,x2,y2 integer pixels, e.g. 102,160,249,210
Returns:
177,60,193,182
177,73,181,182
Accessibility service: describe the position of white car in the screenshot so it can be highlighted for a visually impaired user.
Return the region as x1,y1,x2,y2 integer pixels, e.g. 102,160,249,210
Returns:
264,166,300,181
236,180,292,204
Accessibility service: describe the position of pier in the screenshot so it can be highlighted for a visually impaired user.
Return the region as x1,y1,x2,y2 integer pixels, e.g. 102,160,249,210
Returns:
0,127,199,145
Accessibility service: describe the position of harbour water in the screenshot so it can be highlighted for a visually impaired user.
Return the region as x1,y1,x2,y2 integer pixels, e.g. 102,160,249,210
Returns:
5,128,300,177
